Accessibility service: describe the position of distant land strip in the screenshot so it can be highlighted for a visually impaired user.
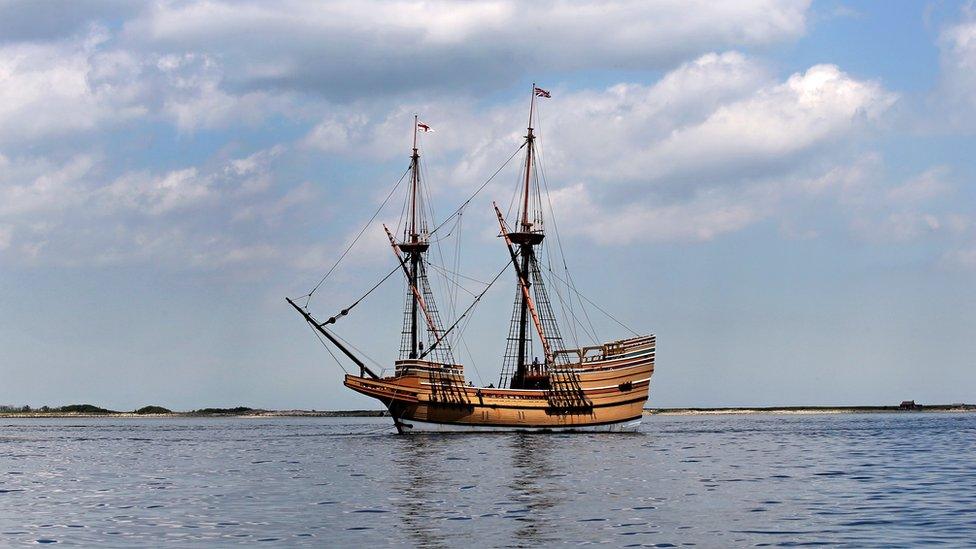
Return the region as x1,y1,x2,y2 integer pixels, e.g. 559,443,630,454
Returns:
646,404,976,415
1,403,974,418
0,404,390,418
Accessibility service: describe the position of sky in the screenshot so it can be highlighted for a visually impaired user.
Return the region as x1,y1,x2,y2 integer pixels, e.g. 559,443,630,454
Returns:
2,0,975,411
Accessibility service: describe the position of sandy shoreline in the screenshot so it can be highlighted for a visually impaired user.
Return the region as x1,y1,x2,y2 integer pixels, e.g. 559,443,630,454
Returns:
645,405,976,416
0,410,391,419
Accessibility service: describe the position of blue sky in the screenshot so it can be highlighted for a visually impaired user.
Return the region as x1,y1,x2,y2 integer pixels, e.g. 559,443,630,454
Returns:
1,0,975,410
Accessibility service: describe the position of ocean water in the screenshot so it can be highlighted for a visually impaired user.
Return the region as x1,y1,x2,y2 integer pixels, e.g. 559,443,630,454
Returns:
1,414,975,547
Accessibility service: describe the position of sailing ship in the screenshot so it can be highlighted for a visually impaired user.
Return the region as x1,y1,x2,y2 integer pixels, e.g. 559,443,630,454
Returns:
288,86,655,433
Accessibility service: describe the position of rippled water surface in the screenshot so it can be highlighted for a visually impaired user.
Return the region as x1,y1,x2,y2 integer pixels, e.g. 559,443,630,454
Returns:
2,413,975,547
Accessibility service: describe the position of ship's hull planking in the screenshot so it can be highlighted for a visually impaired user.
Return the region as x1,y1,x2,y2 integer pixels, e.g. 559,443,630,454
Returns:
344,335,655,433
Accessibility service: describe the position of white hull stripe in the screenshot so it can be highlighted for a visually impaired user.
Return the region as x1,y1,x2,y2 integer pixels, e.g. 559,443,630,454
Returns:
395,417,643,434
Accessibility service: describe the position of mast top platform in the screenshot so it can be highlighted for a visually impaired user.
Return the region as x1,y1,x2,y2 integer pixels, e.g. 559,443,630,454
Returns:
397,241,430,253
505,231,544,246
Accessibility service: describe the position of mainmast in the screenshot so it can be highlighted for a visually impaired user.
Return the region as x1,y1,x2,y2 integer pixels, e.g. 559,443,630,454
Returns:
500,84,559,390
521,90,536,230
409,115,420,242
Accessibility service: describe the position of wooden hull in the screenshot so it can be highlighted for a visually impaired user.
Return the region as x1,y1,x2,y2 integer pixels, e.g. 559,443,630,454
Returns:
343,335,655,434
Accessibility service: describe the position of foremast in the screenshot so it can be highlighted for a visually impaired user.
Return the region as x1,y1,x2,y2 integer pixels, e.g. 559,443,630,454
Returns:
386,116,454,365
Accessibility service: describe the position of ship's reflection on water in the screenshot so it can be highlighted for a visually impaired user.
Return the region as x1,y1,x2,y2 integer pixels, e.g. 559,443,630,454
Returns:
507,433,562,546
392,435,450,549
389,432,567,548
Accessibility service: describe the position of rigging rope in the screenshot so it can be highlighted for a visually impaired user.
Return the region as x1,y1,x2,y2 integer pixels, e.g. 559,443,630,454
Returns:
419,255,515,360
302,164,411,307
421,150,456,319
417,147,481,380
302,142,522,309
428,142,526,236
318,264,402,326
535,102,602,343
331,329,386,371
307,322,349,375
425,264,480,298
425,261,491,286
543,265,639,336
449,210,463,323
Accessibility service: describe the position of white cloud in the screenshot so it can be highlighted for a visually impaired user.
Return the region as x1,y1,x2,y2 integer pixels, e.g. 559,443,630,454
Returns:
232,181,317,225
303,112,372,154
0,1,144,43
512,51,777,184
0,1,811,142
306,54,894,185
0,154,97,216
852,212,943,243
101,168,213,216
301,53,897,246
549,183,762,244
809,159,968,245
943,245,976,270
124,0,810,98
887,166,951,203
933,7,976,130
4,3,966,272
0,146,303,269
95,147,282,216
0,32,147,143
0,28,300,143
556,153,965,248
0,224,11,250
798,152,879,204
153,52,290,132
614,64,895,183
